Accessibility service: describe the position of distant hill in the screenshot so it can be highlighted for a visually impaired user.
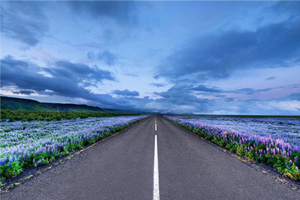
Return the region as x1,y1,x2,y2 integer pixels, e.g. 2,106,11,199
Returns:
0,96,113,113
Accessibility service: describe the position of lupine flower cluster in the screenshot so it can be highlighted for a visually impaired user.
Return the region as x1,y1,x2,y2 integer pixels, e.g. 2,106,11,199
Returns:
166,115,300,146
0,115,148,179
164,115,300,180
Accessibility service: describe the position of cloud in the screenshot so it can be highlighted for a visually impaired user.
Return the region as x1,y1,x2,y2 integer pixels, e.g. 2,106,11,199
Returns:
68,1,137,24
113,89,139,97
1,55,298,115
270,1,300,17
0,56,119,107
267,100,300,113
154,87,300,114
192,85,222,93
45,60,115,83
266,76,276,80
1,2,48,46
231,88,273,95
87,50,118,65
191,85,273,96
157,16,300,82
13,90,35,95
97,51,118,66
0,56,151,112
151,2,300,115
153,84,211,113
282,93,300,101
150,83,166,88
150,82,300,114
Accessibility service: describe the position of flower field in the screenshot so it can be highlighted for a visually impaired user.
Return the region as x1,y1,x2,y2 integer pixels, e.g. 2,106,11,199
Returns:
164,115,300,180
0,115,148,179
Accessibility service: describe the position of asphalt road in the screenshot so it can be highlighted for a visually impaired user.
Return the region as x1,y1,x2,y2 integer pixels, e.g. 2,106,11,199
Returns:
1,115,300,200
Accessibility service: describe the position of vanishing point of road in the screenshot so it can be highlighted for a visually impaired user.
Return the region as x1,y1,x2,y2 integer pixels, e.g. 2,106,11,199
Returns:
1,115,300,200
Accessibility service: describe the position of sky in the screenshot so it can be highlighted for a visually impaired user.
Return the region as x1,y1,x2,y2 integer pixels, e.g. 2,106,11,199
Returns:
1,1,300,115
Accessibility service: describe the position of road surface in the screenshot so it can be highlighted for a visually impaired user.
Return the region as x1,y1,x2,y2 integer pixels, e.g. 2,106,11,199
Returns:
1,115,300,200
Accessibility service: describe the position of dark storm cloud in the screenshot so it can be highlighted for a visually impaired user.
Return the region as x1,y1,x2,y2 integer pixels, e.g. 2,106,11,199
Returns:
192,85,222,93
1,56,88,98
45,60,115,83
113,89,139,97
158,16,300,81
0,56,156,112
154,84,210,112
1,2,48,46
68,1,137,24
13,90,35,95
0,56,120,107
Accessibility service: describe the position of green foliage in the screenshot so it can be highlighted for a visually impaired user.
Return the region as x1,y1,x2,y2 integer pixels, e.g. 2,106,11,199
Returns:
245,150,255,160
0,109,139,122
217,139,227,147
225,143,237,152
0,162,23,178
205,134,214,141
236,145,245,156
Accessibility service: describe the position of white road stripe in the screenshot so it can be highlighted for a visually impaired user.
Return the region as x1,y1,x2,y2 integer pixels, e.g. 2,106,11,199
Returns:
153,135,160,200
155,123,157,131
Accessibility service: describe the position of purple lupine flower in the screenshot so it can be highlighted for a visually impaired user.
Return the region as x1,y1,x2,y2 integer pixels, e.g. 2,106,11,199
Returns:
289,160,293,166
282,150,286,158
0,157,7,166
9,155,13,163
296,167,299,171
295,156,299,163
293,146,298,153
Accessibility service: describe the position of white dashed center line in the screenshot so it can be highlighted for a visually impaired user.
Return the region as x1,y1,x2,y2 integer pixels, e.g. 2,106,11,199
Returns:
153,135,160,200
